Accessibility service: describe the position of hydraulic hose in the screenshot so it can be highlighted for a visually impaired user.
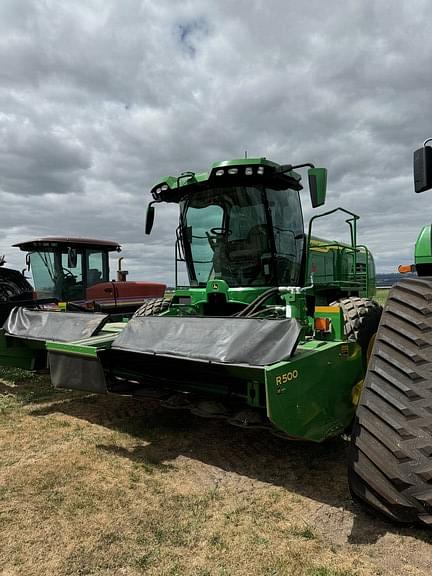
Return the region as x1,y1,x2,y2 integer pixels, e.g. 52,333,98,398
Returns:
234,287,280,318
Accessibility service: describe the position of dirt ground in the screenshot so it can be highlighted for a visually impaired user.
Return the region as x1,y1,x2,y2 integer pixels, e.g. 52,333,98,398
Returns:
0,371,431,576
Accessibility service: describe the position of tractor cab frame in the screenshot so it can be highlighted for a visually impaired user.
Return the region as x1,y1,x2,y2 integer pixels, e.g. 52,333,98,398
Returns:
16,237,121,302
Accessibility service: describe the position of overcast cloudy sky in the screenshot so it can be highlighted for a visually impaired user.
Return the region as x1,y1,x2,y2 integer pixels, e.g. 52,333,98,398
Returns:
1,0,432,285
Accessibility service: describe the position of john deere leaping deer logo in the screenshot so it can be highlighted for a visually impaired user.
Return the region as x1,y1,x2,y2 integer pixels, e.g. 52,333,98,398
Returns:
212,282,219,290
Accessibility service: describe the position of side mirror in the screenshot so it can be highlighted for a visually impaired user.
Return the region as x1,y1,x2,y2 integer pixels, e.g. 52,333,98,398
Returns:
414,146,432,193
25,253,31,271
308,168,327,208
145,204,155,235
67,247,77,268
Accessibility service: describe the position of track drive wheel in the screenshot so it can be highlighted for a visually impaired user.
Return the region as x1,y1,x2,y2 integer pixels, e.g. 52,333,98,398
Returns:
133,297,171,318
330,296,382,353
349,278,432,526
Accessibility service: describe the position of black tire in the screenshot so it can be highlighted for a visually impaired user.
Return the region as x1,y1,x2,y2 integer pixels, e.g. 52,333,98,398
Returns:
330,297,382,353
0,267,33,302
0,279,20,301
349,278,432,526
133,297,171,318
0,268,34,325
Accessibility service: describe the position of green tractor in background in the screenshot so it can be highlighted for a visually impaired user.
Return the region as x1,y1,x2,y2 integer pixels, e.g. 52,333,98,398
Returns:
44,158,382,447
348,141,432,526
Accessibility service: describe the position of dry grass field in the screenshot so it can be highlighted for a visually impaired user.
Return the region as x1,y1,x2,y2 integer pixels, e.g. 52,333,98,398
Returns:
1,365,431,576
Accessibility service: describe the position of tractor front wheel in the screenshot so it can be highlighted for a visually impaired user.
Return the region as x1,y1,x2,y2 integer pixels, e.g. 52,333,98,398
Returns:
330,296,382,353
349,278,432,526
133,297,171,317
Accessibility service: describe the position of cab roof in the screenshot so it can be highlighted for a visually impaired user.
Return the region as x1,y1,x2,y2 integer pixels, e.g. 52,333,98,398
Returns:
150,157,303,203
14,237,121,252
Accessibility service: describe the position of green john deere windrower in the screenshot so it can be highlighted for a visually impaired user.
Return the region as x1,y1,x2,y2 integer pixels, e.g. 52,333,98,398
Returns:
348,142,432,526
45,157,382,446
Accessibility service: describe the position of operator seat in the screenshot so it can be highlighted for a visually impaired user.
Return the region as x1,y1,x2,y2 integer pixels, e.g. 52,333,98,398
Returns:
247,224,269,253
87,268,102,286
216,224,271,286
245,224,271,284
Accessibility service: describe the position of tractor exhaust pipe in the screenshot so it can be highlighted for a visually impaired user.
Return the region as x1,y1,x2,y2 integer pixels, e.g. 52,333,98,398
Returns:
117,257,128,282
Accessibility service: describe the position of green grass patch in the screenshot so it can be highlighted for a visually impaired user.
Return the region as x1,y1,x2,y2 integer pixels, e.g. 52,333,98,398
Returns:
286,525,316,540
375,288,389,307
0,366,45,384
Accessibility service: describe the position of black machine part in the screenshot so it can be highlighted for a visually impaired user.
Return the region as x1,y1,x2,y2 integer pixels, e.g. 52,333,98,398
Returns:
50,353,108,394
3,307,109,342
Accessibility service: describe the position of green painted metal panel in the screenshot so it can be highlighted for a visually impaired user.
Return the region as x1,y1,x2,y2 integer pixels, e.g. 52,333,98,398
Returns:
46,331,116,358
0,332,46,370
173,281,275,308
313,306,344,341
265,341,362,442
415,225,432,264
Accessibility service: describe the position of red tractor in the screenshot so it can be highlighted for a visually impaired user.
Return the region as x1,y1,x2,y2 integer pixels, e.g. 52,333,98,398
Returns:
1,237,165,320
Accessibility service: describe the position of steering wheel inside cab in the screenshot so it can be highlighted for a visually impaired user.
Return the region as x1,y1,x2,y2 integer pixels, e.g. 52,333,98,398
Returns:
206,227,232,251
61,268,77,280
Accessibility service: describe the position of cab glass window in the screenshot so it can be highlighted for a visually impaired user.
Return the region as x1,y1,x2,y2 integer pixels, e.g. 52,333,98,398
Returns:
87,251,106,286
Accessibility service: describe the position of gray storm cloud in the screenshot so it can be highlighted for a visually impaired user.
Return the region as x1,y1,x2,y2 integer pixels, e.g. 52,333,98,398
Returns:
1,0,432,283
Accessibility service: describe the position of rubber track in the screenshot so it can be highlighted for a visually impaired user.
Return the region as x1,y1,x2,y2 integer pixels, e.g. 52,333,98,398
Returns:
349,277,432,526
133,297,171,318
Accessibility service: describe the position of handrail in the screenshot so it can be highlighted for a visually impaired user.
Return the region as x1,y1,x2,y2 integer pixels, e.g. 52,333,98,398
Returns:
306,207,360,287
356,244,370,296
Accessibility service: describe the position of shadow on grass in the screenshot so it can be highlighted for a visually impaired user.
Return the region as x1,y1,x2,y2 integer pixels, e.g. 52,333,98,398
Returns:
29,392,432,546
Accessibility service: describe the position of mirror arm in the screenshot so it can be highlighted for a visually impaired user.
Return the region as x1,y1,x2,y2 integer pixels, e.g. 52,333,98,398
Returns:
277,162,315,175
